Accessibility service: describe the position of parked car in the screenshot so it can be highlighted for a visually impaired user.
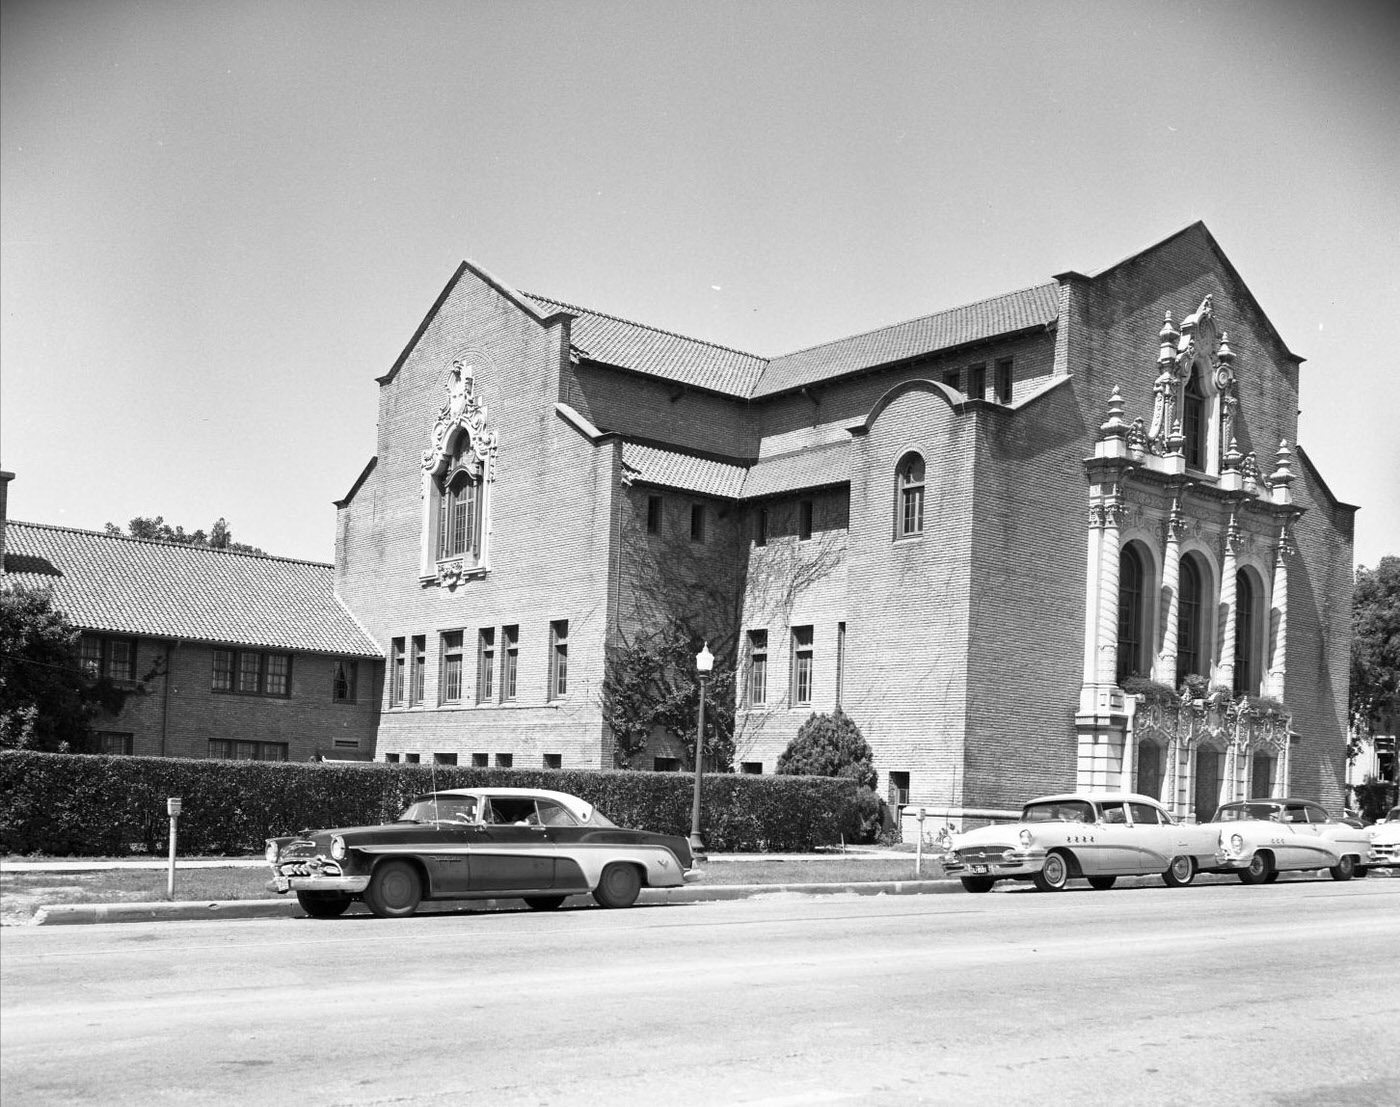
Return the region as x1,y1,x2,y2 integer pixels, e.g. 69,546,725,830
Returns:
266,787,698,918
1367,804,1400,869
939,792,1219,893
1203,798,1372,883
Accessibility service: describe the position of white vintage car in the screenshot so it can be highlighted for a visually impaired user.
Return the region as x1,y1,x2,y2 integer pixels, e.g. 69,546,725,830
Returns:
1366,804,1400,869
1203,798,1372,883
939,792,1219,893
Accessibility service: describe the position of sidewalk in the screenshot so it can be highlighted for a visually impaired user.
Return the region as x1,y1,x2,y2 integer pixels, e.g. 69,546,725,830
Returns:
4,850,955,926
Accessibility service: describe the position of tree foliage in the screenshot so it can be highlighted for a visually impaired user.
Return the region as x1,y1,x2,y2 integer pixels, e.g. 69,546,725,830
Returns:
104,515,264,554
0,585,138,751
776,708,877,790
1351,556,1400,773
602,619,735,771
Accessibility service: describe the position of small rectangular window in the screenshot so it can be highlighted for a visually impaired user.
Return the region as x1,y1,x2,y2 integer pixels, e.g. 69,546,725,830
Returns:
209,739,288,761
943,368,961,393
440,632,464,704
647,495,663,534
434,752,458,765
472,752,489,767
477,628,495,704
791,625,814,707
754,507,768,548
690,503,705,543
409,635,426,706
741,761,763,775
390,637,405,706
81,637,103,679
502,625,519,701
748,630,768,705
967,363,986,400
333,659,358,704
385,753,400,763
405,753,421,764
653,757,681,772
836,622,846,708
995,358,1013,403
333,739,360,749
495,753,513,768
107,639,135,683
889,771,910,806
213,649,292,698
95,732,134,755
799,499,813,541
549,620,569,699
543,753,562,769
213,648,235,693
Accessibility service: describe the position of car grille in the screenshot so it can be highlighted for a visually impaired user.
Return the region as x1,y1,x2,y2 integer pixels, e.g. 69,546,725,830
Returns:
276,858,343,878
1370,843,1400,864
953,847,1011,864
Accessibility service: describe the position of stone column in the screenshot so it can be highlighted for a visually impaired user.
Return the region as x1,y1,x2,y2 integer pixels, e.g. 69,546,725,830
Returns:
1218,513,1240,691
1268,525,1293,699
1154,496,1185,684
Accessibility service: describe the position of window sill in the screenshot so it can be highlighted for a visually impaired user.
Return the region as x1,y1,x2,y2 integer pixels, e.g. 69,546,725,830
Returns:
423,559,488,589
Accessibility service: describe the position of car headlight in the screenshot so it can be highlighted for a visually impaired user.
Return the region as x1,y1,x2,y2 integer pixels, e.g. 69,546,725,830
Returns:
265,840,279,864
1019,828,1034,849
330,835,347,861
1230,833,1244,852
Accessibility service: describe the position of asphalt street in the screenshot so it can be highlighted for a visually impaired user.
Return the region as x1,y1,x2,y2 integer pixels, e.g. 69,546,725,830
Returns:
2,877,1397,1107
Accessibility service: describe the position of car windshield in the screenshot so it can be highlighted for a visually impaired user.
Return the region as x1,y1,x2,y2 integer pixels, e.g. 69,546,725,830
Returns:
398,795,480,824
1216,803,1279,822
1022,801,1094,823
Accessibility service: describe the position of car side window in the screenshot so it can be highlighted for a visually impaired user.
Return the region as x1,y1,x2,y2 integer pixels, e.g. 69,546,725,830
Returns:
1101,803,1127,824
537,801,580,827
1283,805,1309,824
1128,802,1162,825
1304,805,1330,825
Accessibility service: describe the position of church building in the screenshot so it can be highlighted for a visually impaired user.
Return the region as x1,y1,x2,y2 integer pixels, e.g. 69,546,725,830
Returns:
334,222,1356,826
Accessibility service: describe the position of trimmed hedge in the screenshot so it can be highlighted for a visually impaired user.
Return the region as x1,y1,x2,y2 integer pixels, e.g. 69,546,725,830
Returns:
0,750,862,856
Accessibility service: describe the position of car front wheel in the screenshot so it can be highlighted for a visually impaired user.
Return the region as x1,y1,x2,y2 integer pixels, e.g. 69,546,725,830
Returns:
1032,852,1071,892
959,876,995,893
1162,855,1196,888
364,860,423,918
1238,853,1272,885
593,864,642,908
1328,855,1356,882
296,891,352,918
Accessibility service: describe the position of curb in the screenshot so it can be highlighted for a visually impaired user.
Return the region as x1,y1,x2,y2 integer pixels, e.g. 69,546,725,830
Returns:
31,879,956,926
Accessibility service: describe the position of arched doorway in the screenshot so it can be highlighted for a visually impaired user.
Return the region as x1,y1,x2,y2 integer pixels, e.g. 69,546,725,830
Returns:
1194,746,1222,821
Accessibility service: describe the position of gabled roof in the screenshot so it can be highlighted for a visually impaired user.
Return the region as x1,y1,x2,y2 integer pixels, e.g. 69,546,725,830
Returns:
621,443,748,498
2,522,382,657
752,282,1061,397
525,293,768,398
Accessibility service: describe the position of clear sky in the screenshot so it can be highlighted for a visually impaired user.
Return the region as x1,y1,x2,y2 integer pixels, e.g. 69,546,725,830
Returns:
3,0,1397,568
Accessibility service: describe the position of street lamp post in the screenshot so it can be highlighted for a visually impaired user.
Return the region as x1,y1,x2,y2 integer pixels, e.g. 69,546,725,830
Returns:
689,641,714,859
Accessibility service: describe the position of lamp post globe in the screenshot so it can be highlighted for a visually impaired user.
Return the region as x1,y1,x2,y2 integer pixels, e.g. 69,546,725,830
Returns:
689,642,714,858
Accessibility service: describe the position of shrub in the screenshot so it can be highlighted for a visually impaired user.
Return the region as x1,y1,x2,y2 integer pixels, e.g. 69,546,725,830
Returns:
0,750,861,856
776,709,877,791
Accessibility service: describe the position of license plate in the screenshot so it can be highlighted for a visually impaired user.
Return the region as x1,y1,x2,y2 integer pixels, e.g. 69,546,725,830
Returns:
274,877,291,892
970,864,989,874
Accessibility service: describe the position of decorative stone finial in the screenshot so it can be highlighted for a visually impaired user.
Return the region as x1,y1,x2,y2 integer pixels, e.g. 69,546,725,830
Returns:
1165,418,1185,457
1159,312,1179,363
1216,331,1235,365
1100,387,1128,437
1270,441,1295,504
1224,436,1242,471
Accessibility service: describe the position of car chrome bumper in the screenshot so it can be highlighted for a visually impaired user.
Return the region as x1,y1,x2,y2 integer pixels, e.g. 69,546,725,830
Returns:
267,875,371,895
682,868,703,883
941,850,1043,877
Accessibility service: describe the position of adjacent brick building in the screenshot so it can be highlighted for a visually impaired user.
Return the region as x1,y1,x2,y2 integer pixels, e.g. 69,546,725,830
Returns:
337,222,1355,824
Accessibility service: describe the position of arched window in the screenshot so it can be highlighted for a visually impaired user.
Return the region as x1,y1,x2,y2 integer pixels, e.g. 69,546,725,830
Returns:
896,453,925,538
436,434,484,562
1177,554,1205,683
1234,569,1259,695
1117,544,1147,682
1182,361,1206,470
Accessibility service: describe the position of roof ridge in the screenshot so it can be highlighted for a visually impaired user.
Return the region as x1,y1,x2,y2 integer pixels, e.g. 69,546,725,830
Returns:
521,291,769,363
772,280,1061,362
4,520,332,569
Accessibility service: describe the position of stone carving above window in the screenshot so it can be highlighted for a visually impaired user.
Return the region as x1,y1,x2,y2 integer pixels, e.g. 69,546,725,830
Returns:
421,359,498,482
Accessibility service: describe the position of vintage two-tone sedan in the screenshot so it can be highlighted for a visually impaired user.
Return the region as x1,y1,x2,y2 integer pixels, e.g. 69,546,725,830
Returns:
1367,805,1400,869
939,792,1220,892
266,787,698,918
1203,797,1373,883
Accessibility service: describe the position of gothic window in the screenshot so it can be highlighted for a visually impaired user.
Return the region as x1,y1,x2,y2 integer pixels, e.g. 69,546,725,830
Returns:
896,453,925,538
1234,569,1261,695
1116,544,1148,682
1183,361,1206,470
1177,554,1207,683
437,439,484,562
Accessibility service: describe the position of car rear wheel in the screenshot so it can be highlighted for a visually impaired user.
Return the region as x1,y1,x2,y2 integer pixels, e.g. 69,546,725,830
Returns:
1032,852,1071,892
296,891,352,918
1087,875,1117,890
1355,866,1369,879
1238,852,1272,885
1328,855,1356,882
959,876,995,893
593,864,642,909
1264,871,1280,883
524,896,566,911
1162,855,1196,888
364,860,423,918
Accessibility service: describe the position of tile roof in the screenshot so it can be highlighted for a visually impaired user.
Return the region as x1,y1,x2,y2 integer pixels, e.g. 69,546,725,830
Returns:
2,522,382,657
523,283,1060,401
751,282,1061,397
524,294,768,398
741,440,851,499
621,443,748,498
